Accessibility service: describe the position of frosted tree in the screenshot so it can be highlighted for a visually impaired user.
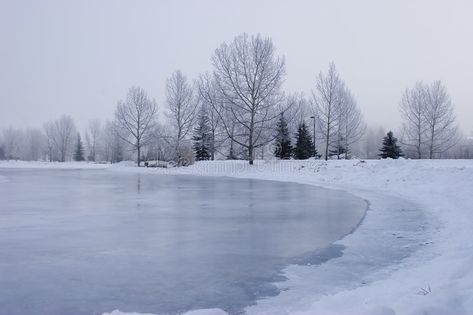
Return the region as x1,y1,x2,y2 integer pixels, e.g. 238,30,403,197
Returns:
212,33,286,164
166,70,199,164
424,81,458,158
1,128,24,160
336,87,366,159
400,81,458,159
55,116,77,162
102,120,127,164
85,119,101,162
43,115,76,162
286,93,310,133
399,82,427,158
44,121,57,161
115,86,157,166
312,62,343,160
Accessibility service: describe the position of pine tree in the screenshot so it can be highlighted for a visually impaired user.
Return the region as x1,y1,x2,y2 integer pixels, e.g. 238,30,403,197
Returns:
273,113,292,159
192,111,211,161
379,131,403,159
73,133,85,161
293,122,316,159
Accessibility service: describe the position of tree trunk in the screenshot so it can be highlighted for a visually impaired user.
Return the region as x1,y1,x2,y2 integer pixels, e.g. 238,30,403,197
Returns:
137,144,141,167
248,144,254,165
248,112,255,165
211,129,215,160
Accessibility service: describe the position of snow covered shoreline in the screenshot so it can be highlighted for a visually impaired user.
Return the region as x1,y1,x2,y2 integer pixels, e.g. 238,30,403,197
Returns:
1,159,472,315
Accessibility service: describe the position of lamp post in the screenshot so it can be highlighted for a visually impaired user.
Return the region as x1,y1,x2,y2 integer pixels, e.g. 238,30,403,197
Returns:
310,115,316,157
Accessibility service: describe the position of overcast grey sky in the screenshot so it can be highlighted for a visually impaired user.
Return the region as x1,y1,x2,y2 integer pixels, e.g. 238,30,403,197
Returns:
0,0,472,133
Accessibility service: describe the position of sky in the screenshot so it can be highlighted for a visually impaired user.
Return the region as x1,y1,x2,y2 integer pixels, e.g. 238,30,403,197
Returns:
0,0,472,133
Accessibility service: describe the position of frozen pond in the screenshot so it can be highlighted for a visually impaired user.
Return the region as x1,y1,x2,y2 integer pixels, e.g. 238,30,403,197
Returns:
0,169,366,315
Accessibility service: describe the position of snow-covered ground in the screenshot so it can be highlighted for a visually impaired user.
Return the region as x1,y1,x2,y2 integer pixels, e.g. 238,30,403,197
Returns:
1,159,472,315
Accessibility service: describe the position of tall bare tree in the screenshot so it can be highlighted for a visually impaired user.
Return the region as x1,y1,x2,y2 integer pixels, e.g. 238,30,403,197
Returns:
400,82,427,158
102,120,126,164
337,87,366,158
312,62,343,160
166,70,199,164
212,33,286,164
115,86,157,166
424,81,458,158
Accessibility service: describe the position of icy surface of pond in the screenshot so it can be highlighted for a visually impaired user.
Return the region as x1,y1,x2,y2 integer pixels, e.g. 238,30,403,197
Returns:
0,169,366,315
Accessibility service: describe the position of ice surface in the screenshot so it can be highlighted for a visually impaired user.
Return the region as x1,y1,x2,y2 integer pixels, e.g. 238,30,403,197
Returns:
0,168,365,315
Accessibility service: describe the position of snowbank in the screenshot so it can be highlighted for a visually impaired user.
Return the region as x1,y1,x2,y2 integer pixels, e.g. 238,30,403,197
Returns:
2,159,473,315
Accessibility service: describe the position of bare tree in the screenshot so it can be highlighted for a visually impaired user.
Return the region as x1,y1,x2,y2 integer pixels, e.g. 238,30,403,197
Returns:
212,33,286,164
424,81,458,158
166,70,199,164
43,116,76,162
102,120,128,163
400,82,427,158
312,62,343,160
85,119,102,162
337,87,366,159
400,81,458,159
115,86,157,166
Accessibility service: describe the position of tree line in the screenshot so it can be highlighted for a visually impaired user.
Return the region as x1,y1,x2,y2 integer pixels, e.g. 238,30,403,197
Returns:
1,33,471,164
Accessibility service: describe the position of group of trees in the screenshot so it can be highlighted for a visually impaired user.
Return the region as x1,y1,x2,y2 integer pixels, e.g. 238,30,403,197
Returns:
0,33,469,164
273,114,316,160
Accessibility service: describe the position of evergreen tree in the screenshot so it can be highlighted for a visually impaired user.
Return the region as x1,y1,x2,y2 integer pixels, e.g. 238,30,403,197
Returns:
73,133,85,161
273,113,292,159
192,111,211,161
379,131,403,159
293,122,316,159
